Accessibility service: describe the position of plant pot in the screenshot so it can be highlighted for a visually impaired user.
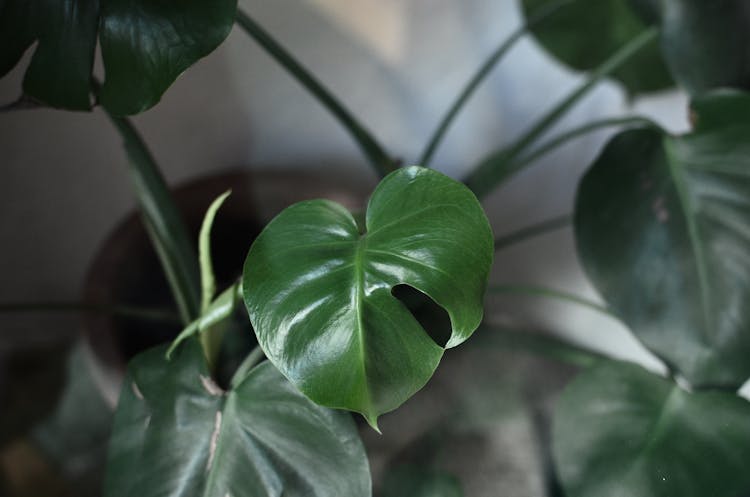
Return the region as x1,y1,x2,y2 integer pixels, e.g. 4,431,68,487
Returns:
81,168,373,407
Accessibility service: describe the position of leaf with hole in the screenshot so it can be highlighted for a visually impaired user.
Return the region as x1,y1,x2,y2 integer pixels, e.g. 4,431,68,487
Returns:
0,0,236,113
554,360,750,497
242,166,493,428
574,90,750,388
520,0,673,96
104,340,371,497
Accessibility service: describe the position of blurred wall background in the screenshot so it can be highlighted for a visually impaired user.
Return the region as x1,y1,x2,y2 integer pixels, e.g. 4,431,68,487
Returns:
0,0,689,366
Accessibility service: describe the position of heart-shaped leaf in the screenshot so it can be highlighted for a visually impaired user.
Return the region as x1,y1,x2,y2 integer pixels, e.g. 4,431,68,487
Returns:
642,0,750,95
574,91,750,388
520,0,673,96
0,0,236,113
242,166,493,427
104,340,371,497
554,360,750,497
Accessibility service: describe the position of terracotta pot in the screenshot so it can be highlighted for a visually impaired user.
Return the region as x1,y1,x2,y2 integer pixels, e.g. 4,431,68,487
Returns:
81,169,372,406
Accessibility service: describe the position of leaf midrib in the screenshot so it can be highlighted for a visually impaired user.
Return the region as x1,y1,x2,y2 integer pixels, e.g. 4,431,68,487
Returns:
663,138,713,345
201,392,229,497
353,235,373,419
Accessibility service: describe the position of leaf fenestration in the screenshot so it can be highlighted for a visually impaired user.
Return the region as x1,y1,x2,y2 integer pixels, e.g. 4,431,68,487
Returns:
243,166,493,426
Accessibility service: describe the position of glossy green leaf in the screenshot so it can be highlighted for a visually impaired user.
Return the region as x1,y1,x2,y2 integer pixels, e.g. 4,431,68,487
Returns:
381,466,463,497
553,360,750,497
521,0,673,96
642,0,750,95
104,340,371,497
0,0,236,113
575,92,750,388
243,166,493,427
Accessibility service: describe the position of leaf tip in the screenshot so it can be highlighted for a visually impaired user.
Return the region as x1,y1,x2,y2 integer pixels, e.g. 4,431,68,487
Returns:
363,412,381,434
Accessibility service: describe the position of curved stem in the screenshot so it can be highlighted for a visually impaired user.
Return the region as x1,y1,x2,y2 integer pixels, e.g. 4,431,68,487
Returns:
235,9,396,177
418,0,575,167
167,282,244,360
231,346,266,389
476,324,607,369
494,214,571,251
465,27,660,198
0,302,180,324
512,116,655,170
105,113,201,325
487,284,615,318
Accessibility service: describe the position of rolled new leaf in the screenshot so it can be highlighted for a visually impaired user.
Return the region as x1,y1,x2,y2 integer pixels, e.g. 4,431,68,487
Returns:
104,340,371,497
575,91,750,389
242,166,493,428
554,360,750,497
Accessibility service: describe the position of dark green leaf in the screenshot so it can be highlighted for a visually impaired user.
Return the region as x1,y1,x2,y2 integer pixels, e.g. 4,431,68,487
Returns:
243,166,493,427
648,0,750,95
0,0,98,110
689,89,750,131
381,466,463,497
521,0,673,95
554,360,750,497
0,0,236,113
98,0,236,115
104,340,371,497
574,91,750,388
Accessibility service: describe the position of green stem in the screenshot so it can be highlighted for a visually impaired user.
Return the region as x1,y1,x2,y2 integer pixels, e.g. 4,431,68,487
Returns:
494,215,571,251
235,9,396,177
166,282,243,360
230,346,266,389
511,116,655,170
0,302,180,324
487,284,615,318
105,114,201,325
419,0,575,168
476,324,607,369
465,27,660,198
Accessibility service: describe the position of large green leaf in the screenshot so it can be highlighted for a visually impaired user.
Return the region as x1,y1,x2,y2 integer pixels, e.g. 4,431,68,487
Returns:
242,166,493,427
520,0,673,96
0,0,99,110
553,360,750,497
0,0,236,113
104,340,371,497
642,0,750,95
574,91,750,388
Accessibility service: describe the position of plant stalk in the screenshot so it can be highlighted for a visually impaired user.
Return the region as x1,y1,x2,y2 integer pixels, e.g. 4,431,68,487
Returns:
235,9,396,177
476,324,607,369
465,26,660,198
231,346,266,389
494,215,571,251
487,284,615,318
105,113,201,325
511,116,655,169
418,0,575,167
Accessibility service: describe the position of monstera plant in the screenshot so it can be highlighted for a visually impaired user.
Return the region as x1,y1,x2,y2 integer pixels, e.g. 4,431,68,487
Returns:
2,0,750,496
